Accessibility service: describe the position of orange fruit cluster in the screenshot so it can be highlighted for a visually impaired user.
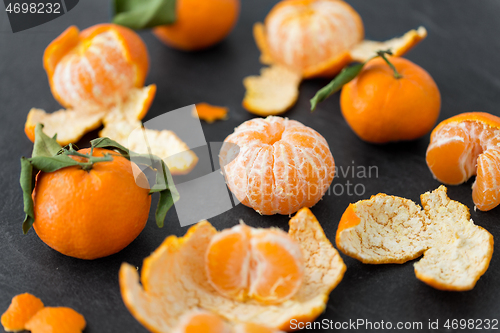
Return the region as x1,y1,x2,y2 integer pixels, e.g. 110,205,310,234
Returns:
244,0,427,115
25,23,199,175
427,112,500,211
221,116,335,215
153,0,240,51
340,56,441,143
206,224,304,304
1,293,85,333
119,208,346,332
33,148,151,260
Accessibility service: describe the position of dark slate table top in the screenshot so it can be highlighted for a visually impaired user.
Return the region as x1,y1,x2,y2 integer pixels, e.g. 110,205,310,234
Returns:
1,1,499,332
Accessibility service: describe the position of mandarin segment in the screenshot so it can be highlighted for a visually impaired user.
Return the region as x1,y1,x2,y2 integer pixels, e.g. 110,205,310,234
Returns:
336,186,494,290
172,310,232,333
119,208,345,332
24,307,86,333
248,229,304,304
222,117,335,215
205,224,251,301
1,293,44,332
426,112,500,211
206,225,304,304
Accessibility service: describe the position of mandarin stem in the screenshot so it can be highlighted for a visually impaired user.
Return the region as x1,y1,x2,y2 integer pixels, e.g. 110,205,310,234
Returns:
377,51,402,79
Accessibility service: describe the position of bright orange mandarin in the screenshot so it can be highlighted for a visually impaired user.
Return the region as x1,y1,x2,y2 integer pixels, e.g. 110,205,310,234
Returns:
221,116,335,215
1,293,44,332
340,56,441,143
205,224,304,304
25,307,86,333
44,23,149,112
153,0,240,51
33,148,151,259
426,112,500,211
257,0,363,77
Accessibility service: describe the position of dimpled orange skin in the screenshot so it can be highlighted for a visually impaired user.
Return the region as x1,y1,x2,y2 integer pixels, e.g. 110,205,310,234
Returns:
426,112,500,211
32,148,151,260
153,0,240,51
43,24,149,111
340,57,441,144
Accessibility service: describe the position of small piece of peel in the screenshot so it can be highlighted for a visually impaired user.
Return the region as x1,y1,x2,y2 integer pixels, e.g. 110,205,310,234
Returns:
1,293,85,333
242,65,301,116
193,103,229,123
1,293,44,332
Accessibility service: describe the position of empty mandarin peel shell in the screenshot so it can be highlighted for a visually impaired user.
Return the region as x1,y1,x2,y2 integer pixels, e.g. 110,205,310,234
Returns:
25,307,86,333
245,0,427,115
426,112,500,211
336,186,493,291
205,224,304,304
221,116,335,215
44,23,149,111
1,293,44,332
193,103,229,123
119,207,345,332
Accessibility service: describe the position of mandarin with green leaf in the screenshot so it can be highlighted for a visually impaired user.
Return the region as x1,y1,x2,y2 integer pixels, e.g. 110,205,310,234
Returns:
340,56,441,143
32,147,151,260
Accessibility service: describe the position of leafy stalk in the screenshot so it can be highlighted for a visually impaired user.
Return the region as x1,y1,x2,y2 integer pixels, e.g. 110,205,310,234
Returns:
20,124,179,234
112,0,176,30
310,50,401,111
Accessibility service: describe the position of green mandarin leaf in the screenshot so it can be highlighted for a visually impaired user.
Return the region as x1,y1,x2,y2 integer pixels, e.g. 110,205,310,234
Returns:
29,155,81,172
20,157,36,234
90,137,130,157
32,123,62,158
112,0,176,30
153,160,179,228
310,63,365,112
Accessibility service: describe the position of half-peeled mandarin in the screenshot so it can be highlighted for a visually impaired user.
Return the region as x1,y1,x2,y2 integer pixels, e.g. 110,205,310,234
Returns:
426,112,500,211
